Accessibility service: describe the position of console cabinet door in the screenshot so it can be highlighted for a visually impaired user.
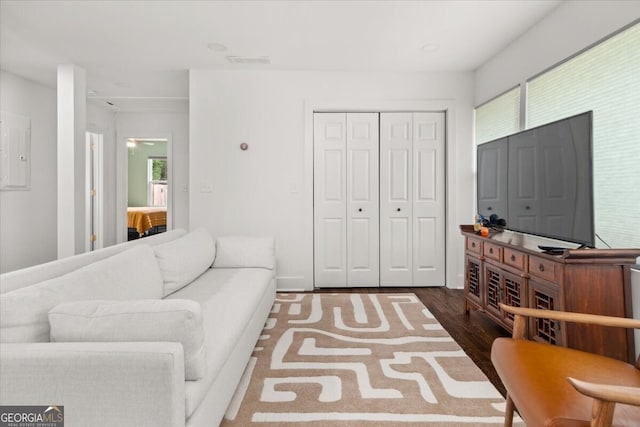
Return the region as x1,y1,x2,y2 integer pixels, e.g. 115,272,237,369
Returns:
484,263,503,321
501,270,527,330
464,255,483,311
529,279,565,346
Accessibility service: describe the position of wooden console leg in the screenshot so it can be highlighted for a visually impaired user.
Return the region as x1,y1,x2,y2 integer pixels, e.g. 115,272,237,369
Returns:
504,394,515,427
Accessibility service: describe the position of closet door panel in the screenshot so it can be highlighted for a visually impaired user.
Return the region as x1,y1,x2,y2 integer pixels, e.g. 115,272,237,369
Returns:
415,217,437,271
380,113,413,285
314,113,347,287
346,113,379,286
389,217,411,269
413,112,446,285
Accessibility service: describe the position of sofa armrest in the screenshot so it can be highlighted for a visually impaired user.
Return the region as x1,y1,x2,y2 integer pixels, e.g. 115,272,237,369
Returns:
498,303,640,339
0,342,186,427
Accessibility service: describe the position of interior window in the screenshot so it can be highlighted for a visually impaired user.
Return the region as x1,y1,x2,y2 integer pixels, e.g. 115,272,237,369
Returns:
475,86,521,144
527,23,640,249
147,157,167,207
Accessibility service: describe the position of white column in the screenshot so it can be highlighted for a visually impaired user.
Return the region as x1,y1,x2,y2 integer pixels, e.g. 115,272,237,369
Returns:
57,64,86,258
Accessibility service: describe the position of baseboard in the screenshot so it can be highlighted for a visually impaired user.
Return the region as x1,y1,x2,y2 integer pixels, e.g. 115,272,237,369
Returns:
276,276,311,291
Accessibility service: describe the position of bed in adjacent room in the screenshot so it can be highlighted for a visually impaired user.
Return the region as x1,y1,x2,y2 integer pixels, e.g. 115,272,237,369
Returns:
127,206,167,238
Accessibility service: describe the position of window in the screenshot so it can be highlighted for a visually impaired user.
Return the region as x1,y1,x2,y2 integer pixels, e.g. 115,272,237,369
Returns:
527,23,640,249
475,22,639,250
147,157,167,207
475,86,521,144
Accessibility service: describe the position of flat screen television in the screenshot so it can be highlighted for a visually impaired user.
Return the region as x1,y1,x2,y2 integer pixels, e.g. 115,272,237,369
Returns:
477,111,594,248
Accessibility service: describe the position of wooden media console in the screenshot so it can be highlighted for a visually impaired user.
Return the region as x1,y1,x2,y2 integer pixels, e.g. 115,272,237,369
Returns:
461,224,640,363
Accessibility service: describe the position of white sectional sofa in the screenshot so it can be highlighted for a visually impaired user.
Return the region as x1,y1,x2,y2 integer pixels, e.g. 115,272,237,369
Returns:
0,228,276,427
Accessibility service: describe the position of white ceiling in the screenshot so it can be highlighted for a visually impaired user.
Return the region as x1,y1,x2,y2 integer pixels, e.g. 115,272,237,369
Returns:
0,0,562,107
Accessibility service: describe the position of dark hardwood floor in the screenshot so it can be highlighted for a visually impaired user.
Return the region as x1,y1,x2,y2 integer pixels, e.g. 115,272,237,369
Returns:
313,286,510,397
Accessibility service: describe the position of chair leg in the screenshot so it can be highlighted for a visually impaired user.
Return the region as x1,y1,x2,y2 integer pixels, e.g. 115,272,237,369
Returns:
591,399,615,427
504,394,515,427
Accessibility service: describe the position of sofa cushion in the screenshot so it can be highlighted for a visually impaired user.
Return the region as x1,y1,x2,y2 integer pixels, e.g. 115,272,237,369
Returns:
49,299,206,380
1,229,187,295
167,267,275,417
154,228,216,296
213,236,275,269
0,244,163,343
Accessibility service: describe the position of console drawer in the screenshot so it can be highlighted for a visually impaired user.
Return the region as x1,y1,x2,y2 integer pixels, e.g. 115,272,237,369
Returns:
483,242,502,261
529,255,559,282
504,248,526,270
467,237,482,254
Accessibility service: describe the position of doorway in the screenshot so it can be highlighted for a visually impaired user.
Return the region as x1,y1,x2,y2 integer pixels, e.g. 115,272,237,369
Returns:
116,134,173,243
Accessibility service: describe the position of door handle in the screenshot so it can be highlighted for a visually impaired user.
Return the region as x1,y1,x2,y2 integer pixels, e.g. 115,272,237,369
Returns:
397,208,401,212
358,208,363,212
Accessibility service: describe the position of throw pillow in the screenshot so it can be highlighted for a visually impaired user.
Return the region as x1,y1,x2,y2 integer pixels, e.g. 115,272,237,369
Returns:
213,236,275,269
0,244,163,343
49,299,206,381
154,228,215,296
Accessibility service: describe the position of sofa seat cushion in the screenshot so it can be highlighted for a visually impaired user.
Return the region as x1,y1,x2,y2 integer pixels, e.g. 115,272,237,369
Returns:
0,244,164,343
49,299,206,380
491,338,640,427
154,228,216,297
166,267,275,417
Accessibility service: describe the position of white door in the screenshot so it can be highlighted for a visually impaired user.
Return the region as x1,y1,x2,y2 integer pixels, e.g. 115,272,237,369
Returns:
314,113,348,287
315,111,446,288
412,112,446,285
380,112,446,286
346,113,379,286
85,131,104,251
380,113,413,285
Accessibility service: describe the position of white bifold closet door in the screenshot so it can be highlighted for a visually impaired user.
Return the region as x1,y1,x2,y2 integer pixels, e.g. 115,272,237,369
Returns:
314,113,379,288
380,112,446,286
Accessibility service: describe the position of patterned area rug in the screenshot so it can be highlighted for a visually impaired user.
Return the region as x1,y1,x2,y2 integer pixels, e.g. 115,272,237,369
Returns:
222,293,522,426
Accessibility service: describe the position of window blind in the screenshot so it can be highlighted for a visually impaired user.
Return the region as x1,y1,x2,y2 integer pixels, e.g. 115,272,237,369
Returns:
475,86,520,145
527,23,640,249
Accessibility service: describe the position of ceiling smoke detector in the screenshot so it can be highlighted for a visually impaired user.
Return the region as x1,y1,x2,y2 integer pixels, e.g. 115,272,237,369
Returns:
226,56,271,65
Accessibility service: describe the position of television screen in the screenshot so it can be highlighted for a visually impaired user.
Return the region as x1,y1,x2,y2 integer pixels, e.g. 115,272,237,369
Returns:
477,111,594,247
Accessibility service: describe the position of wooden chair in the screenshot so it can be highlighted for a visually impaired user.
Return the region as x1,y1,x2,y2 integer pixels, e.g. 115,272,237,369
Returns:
491,303,640,427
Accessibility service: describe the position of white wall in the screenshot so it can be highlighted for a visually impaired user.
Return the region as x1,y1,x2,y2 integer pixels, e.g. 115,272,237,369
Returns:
56,64,86,257
189,70,475,291
0,70,57,273
475,1,640,355
0,70,120,273
115,111,190,236
475,0,640,105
